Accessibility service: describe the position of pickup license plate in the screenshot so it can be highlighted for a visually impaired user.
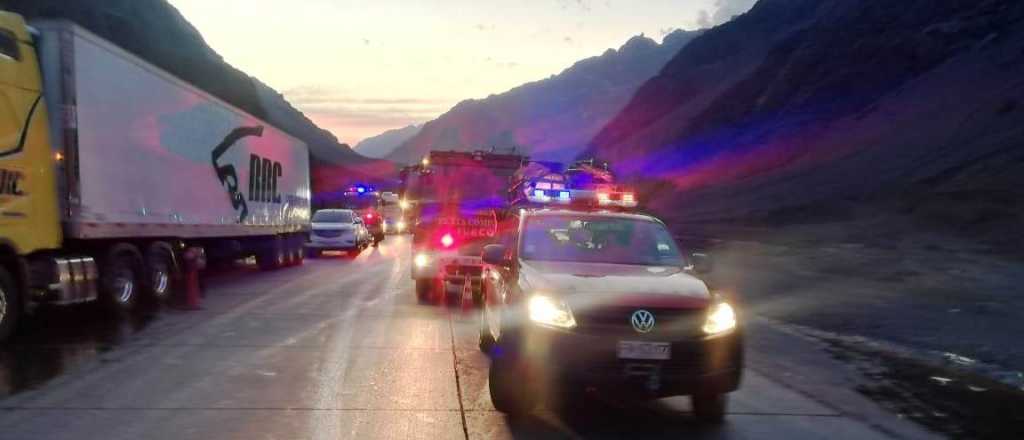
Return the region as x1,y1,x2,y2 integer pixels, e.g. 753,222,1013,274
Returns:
617,341,671,360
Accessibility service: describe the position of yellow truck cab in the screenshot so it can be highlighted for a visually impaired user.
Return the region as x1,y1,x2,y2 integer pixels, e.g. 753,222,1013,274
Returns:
0,12,61,339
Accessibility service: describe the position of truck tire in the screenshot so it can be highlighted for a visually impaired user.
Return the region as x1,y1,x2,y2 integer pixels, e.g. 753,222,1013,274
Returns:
100,244,143,313
290,236,304,266
257,236,285,271
306,248,320,259
145,243,177,304
0,266,21,342
692,393,727,424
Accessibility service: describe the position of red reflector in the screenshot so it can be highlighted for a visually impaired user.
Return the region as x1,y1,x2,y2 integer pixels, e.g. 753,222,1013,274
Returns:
440,233,455,248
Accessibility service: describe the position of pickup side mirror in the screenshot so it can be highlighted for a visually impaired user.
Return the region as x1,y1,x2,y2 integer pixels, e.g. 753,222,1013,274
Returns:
690,252,713,274
482,244,510,266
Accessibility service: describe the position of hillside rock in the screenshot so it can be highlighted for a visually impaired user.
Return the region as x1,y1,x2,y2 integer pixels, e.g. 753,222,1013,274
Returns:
587,0,1024,251
355,124,423,158
388,30,701,164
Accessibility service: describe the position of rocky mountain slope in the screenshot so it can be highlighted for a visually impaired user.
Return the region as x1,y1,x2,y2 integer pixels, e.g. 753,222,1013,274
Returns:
355,124,422,158
587,0,1024,252
5,0,394,193
387,30,701,164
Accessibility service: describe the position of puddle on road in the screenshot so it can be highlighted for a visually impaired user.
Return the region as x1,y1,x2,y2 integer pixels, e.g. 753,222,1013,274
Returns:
825,341,1024,439
0,303,160,398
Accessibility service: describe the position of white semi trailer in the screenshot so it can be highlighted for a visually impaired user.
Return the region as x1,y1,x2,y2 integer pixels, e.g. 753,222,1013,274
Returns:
0,14,311,340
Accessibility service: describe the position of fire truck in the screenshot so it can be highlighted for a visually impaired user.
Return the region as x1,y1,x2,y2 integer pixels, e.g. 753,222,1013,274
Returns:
405,151,524,304
339,184,385,246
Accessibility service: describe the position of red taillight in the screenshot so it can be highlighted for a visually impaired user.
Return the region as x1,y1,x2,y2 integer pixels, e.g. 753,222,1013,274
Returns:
440,233,455,248
365,213,374,219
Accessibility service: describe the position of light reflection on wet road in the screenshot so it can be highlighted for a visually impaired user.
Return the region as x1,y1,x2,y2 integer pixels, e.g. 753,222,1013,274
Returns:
0,236,936,439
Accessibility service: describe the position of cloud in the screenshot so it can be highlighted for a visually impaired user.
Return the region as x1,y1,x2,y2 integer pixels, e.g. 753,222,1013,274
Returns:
283,86,451,143
696,10,711,28
712,0,757,24
696,0,757,28
556,0,592,13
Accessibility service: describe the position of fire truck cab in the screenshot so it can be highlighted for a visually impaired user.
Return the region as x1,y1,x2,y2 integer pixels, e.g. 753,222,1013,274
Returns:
406,151,524,304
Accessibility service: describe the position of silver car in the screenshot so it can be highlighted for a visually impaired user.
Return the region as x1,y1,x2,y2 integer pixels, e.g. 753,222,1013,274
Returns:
305,209,369,258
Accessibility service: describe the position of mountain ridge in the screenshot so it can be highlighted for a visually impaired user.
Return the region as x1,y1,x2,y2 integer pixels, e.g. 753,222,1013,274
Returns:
387,29,702,164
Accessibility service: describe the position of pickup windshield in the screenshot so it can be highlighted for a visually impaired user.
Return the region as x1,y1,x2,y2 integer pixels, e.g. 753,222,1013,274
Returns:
520,214,684,266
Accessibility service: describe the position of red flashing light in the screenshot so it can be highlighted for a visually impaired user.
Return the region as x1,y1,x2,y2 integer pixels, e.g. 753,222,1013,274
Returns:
365,213,374,219
440,233,455,248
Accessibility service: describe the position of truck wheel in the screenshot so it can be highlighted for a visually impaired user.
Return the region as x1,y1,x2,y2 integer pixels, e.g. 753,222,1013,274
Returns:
282,242,296,267
100,245,142,313
0,266,21,342
415,279,434,304
257,236,285,271
291,238,304,266
145,244,176,304
306,248,319,259
692,393,727,424
489,355,537,415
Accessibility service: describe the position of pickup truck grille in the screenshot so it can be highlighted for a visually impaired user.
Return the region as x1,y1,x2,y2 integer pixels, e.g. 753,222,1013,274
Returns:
575,307,705,336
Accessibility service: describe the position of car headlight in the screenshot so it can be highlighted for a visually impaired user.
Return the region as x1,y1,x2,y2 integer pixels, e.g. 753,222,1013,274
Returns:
413,253,430,268
528,295,576,329
702,302,736,335
396,220,406,231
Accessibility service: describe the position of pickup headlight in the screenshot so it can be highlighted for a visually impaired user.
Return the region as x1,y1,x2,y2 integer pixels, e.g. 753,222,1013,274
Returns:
528,295,577,329
702,302,737,335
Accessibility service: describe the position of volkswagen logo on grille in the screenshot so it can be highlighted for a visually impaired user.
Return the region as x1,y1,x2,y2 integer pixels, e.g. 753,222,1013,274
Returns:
631,309,655,333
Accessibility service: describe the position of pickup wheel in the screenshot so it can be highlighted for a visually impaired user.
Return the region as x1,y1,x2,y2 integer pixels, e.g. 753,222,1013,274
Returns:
100,244,142,313
478,316,496,353
488,355,538,415
0,266,21,342
692,393,728,424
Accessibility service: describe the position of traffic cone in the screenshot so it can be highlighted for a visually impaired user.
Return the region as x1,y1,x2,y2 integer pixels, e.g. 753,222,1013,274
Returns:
184,266,201,310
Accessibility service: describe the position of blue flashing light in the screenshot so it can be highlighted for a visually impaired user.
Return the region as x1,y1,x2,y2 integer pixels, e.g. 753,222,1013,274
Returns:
356,186,366,194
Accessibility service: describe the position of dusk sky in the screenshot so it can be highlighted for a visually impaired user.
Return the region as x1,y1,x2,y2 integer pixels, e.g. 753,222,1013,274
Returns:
168,0,755,146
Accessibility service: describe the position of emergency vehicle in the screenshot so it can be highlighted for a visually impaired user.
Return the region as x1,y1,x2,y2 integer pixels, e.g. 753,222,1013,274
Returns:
478,162,743,422
339,185,385,246
404,151,524,304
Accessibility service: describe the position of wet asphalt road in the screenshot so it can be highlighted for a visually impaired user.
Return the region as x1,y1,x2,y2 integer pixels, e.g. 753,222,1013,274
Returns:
0,236,937,439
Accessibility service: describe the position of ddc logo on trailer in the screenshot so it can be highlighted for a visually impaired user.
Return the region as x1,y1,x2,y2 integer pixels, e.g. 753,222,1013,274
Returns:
210,126,286,223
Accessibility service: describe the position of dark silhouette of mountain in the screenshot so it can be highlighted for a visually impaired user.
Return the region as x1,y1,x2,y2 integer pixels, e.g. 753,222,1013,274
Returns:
387,30,701,164
5,0,395,196
355,124,423,158
587,0,1024,251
